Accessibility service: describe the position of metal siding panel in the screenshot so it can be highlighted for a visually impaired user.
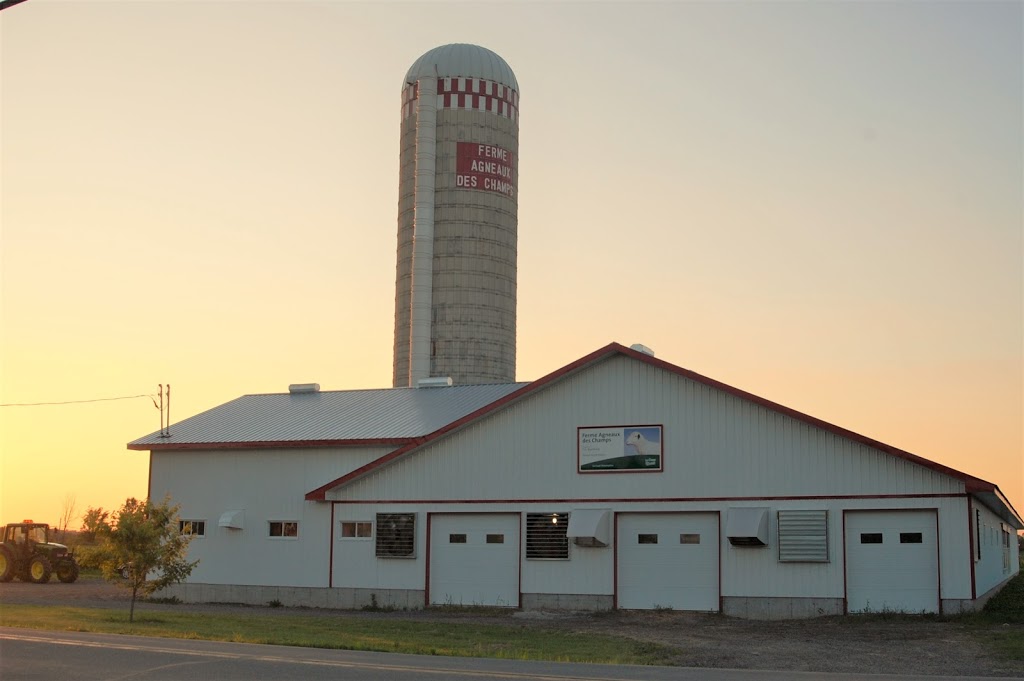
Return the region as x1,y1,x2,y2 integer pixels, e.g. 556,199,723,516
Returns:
340,355,963,502
974,501,1014,595
151,447,388,588
325,498,973,605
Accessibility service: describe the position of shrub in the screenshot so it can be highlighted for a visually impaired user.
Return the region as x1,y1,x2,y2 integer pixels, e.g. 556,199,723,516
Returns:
982,571,1024,624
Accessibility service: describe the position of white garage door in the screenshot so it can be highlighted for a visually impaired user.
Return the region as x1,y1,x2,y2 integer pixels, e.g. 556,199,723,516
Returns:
617,513,718,611
430,514,519,607
845,511,939,614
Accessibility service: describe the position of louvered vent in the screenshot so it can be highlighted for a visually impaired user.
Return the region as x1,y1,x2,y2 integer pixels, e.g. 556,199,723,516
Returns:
525,513,569,559
777,510,829,562
375,513,415,558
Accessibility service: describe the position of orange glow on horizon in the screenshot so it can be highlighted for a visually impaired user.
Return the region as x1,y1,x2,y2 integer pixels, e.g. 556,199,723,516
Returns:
1,1,1020,527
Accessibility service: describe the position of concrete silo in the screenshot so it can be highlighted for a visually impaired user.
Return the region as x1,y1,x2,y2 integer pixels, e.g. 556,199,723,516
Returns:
393,44,519,387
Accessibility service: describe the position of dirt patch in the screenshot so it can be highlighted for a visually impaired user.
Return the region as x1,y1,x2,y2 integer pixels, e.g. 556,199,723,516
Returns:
569,610,1018,676
0,574,127,605
2,577,1022,676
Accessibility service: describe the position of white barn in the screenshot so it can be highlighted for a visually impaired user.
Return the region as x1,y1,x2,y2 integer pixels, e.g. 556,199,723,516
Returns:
130,343,1021,618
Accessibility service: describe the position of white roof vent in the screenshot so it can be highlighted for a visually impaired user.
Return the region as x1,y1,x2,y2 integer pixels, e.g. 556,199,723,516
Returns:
567,509,611,548
288,383,320,394
629,344,655,357
417,377,453,388
726,507,769,547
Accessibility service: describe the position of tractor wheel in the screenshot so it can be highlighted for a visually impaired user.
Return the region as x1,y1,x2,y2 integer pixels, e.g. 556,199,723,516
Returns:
56,560,79,584
28,555,52,584
0,547,14,582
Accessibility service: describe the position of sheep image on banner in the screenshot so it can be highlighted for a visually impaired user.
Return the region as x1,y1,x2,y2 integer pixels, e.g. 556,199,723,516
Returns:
626,430,659,457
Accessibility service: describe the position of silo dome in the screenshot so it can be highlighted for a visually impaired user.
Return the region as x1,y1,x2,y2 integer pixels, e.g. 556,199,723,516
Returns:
404,43,518,91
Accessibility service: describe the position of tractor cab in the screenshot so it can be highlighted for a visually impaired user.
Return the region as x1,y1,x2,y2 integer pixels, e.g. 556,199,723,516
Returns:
8,522,49,547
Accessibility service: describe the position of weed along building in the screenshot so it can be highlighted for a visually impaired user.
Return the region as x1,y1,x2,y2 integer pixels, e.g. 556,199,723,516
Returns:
129,342,1021,618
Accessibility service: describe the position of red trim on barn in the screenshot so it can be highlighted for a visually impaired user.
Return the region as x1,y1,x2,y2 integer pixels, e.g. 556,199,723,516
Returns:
968,497,977,600
717,512,723,613
424,513,432,608
935,511,943,616
305,343,1004,503
612,513,619,610
130,437,411,452
329,503,336,588
322,493,969,506
841,511,849,614
980,486,1023,525
517,513,523,608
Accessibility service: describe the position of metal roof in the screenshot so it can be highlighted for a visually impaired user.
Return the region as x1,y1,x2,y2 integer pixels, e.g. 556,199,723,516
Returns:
128,383,528,449
304,343,1024,530
405,43,518,91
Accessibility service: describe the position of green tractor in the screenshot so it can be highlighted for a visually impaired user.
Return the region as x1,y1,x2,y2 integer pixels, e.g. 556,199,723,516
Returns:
0,521,79,583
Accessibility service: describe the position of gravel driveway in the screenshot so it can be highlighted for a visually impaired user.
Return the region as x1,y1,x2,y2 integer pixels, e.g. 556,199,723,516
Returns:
2,577,1022,677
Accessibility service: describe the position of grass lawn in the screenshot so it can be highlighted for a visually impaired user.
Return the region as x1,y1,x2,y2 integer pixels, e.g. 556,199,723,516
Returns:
979,564,1024,625
2,566,1022,667
0,604,676,666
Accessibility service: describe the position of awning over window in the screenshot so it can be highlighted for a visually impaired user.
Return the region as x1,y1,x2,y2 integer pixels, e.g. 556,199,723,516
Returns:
567,508,611,547
219,510,245,530
726,507,768,547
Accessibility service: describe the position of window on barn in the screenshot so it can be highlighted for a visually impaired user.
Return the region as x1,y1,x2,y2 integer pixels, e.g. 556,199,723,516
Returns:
179,520,205,537
1003,526,1012,573
269,521,298,538
680,533,701,544
526,513,569,559
375,513,415,558
778,510,828,562
899,532,922,544
860,533,883,544
486,534,504,544
340,521,372,539
975,509,982,561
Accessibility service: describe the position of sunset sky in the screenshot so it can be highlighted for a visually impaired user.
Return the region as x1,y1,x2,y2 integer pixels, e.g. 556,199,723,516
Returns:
1,1,1021,528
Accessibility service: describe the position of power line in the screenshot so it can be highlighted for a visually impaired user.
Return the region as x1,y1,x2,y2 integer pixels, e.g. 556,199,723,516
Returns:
0,0,33,12
1,394,156,407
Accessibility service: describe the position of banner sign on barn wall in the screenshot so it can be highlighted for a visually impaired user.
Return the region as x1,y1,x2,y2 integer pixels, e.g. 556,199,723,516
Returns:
456,142,515,198
578,425,663,473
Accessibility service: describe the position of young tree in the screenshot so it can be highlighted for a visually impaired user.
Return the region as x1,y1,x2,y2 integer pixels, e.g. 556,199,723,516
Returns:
57,493,77,542
99,496,198,622
80,507,110,542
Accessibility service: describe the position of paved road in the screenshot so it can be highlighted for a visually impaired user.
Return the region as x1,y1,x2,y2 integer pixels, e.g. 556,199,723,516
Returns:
2,628,1020,681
